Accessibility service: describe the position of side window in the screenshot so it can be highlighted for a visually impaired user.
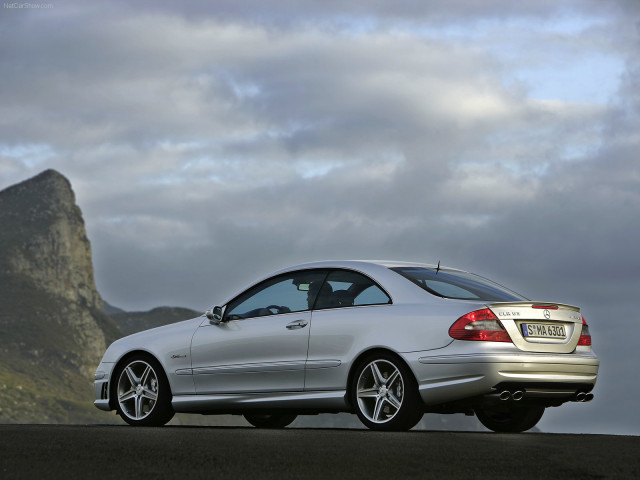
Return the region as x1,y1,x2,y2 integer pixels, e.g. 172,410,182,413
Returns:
224,270,327,320
313,270,391,310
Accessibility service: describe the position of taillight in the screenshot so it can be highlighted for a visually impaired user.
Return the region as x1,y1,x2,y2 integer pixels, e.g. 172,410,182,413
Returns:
449,308,512,342
578,315,592,346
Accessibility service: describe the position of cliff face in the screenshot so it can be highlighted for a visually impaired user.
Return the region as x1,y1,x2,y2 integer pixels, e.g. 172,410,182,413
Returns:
0,170,119,423
0,169,102,311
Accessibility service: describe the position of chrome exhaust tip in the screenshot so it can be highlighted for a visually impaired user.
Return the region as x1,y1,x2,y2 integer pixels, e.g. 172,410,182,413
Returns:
499,390,512,401
575,392,586,402
584,393,594,402
512,390,524,401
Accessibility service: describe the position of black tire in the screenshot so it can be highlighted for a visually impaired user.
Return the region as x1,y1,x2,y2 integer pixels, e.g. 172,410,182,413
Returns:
350,352,423,431
475,406,544,433
113,354,175,426
244,413,297,428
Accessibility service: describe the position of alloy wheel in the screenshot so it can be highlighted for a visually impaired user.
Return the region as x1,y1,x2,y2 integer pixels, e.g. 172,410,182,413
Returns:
356,359,405,424
117,360,159,421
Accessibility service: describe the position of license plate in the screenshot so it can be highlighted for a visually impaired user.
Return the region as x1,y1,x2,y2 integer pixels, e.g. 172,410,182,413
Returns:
521,323,566,339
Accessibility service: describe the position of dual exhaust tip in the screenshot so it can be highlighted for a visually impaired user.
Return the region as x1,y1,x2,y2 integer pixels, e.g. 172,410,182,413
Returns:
574,391,594,402
498,389,594,402
499,390,525,401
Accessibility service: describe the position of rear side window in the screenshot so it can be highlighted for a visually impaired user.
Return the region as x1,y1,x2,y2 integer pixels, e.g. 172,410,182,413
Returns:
313,269,391,310
390,266,526,302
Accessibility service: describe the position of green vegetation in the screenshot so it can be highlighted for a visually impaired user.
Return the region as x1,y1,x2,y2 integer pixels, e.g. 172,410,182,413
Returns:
0,271,200,424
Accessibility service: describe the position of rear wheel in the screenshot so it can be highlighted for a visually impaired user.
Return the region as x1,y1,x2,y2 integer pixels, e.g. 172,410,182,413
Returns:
351,353,423,431
244,413,297,428
114,354,175,426
475,406,544,433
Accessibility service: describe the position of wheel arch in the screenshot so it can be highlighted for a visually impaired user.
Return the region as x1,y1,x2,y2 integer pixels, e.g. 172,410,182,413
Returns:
344,347,419,410
108,349,170,410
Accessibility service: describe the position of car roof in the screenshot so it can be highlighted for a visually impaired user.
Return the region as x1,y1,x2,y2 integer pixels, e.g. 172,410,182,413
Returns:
217,260,470,307
272,259,466,273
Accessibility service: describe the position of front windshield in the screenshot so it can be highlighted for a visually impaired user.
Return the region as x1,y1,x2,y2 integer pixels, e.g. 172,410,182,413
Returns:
390,266,527,302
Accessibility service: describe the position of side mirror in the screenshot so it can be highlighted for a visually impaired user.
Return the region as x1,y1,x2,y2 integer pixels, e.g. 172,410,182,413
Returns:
205,306,223,325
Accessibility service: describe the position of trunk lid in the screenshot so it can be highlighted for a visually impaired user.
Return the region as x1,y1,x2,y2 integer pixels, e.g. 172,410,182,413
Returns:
488,302,583,353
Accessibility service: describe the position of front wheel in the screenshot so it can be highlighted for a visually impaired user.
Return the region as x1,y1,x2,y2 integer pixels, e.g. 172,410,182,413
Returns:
351,353,423,431
114,354,175,426
244,413,297,428
475,406,544,433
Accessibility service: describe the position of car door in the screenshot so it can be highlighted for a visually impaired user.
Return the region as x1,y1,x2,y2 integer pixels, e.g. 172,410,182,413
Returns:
191,269,328,394
305,269,392,391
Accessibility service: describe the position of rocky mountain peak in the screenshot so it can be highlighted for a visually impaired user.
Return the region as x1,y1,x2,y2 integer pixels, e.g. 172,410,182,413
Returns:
0,170,158,424
0,169,102,310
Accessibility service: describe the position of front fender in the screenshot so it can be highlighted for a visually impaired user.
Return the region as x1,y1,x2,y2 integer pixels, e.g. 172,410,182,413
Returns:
99,316,203,396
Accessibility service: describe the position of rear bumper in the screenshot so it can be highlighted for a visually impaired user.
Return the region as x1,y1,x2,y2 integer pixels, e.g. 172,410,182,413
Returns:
407,350,599,406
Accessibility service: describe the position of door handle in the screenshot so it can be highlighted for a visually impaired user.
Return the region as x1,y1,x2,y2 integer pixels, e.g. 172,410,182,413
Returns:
286,320,308,330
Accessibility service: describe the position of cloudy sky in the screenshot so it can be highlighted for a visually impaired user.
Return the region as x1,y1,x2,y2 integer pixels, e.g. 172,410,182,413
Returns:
1,1,638,435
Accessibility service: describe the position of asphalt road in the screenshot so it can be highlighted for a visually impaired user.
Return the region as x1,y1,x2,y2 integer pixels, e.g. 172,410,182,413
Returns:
1,425,638,479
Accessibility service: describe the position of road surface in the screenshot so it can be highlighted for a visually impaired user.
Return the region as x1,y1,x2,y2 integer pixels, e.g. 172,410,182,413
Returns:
1,425,638,479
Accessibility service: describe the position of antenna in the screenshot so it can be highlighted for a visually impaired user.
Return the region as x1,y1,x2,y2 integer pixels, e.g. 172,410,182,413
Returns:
436,260,441,274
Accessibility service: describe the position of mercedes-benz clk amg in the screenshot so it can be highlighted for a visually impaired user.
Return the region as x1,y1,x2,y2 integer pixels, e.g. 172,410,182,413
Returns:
94,260,599,432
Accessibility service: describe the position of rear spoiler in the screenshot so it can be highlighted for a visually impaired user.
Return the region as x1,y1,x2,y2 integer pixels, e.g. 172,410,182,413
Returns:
488,301,580,313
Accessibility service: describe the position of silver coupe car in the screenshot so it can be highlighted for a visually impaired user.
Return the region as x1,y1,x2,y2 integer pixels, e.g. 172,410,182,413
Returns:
94,260,599,432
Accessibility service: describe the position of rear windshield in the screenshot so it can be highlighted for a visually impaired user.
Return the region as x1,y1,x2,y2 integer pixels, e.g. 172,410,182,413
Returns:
390,266,527,302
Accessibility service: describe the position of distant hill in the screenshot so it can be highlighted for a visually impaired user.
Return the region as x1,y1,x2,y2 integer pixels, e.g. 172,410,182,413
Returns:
102,301,125,316
110,306,201,336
